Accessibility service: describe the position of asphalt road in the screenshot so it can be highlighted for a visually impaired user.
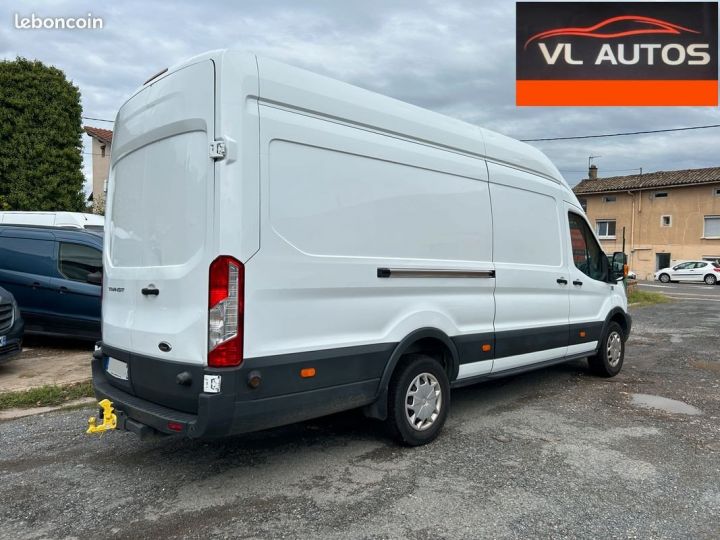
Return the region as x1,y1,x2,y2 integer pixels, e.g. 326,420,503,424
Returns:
637,279,720,301
1,299,719,539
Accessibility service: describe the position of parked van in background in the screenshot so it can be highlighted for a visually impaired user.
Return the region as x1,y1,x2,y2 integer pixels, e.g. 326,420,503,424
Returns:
0,225,102,340
92,50,631,445
0,211,104,232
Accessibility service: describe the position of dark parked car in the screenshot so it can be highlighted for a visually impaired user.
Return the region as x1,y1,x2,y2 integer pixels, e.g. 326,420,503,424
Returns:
0,225,102,340
0,285,23,364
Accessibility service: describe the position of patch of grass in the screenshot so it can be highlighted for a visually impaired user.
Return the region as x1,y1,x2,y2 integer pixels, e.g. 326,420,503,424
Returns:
0,381,93,411
628,289,670,307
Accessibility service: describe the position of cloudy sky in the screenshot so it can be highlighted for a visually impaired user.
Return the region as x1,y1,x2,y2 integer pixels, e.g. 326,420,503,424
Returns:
2,0,719,192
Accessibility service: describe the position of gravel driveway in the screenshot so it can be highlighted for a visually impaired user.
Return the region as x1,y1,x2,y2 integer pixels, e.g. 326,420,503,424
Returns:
1,299,718,539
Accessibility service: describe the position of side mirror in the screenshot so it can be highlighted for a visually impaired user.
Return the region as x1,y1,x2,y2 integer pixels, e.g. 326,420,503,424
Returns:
86,270,103,285
611,252,627,281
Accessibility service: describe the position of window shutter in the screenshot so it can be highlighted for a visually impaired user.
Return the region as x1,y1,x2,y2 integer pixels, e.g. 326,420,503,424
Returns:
705,217,720,237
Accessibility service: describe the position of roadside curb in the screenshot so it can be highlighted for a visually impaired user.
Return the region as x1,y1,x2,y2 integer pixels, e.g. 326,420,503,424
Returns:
0,397,95,421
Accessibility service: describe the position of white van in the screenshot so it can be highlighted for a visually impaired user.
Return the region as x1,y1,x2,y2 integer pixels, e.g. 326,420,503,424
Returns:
0,211,104,231
92,50,631,445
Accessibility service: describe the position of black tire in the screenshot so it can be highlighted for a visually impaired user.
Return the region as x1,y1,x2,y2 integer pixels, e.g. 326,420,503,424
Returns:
659,273,670,283
588,322,625,377
704,274,717,285
385,354,450,446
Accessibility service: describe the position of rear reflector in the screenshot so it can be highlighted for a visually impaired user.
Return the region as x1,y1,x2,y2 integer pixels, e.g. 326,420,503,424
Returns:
208,256,244,367
167,421,184,432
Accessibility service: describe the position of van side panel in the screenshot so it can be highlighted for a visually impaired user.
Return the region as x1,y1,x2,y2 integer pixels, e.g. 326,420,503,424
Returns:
0,229,58,331
248,104,495,375
487,162,571,372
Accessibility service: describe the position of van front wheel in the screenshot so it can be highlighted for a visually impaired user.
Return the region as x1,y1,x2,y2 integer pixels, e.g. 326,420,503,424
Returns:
385,354,450,446
588,322,625,377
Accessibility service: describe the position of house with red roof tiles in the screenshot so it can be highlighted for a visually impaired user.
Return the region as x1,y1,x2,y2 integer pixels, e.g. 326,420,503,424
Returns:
84,125,113,210
573,165,720,279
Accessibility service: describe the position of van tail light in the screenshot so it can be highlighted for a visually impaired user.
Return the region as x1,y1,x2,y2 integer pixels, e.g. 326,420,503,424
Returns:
714,267,720,272
208,256,244,367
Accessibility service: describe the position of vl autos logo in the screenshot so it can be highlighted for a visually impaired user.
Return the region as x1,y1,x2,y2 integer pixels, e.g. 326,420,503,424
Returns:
516,2,718,106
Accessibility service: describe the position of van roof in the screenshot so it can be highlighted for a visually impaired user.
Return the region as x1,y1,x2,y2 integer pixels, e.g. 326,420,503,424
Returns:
132,50,569,189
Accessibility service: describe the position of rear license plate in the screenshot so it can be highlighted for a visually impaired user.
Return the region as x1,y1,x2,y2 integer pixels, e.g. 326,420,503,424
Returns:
0,335,5,347
106,357,129,380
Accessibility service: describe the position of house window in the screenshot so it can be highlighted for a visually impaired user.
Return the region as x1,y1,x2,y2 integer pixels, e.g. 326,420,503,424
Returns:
654,191,668,198
704,216,720,238
714,187,720,197
661,215,672,227
596,219,616,239
578,198,587,212
100,145,106,158
603,195,616,203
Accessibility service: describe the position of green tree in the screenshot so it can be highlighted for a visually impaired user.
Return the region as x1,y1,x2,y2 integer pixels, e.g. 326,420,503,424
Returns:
0,57,86,211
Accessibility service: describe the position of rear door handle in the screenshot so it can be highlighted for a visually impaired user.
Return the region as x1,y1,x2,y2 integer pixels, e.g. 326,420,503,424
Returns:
141,287,160,296
573,280,583,286
556,278,568,285
59,286,69,294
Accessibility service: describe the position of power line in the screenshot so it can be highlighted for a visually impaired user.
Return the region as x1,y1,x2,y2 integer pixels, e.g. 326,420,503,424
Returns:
560,167,643,174
82,116,114,123
522,123,720,142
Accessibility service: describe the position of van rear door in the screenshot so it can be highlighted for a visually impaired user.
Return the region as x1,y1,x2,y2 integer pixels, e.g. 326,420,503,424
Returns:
103,60,216,366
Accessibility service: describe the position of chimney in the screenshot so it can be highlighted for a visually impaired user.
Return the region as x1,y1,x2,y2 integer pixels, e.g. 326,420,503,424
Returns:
588,164,598,180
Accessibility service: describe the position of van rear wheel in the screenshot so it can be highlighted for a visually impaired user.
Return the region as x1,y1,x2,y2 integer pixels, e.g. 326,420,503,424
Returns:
385,354,450,446
588,322,624,377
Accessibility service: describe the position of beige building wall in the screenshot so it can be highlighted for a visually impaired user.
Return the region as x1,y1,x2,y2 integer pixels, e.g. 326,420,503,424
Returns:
579,183,720,279
91,137,110,204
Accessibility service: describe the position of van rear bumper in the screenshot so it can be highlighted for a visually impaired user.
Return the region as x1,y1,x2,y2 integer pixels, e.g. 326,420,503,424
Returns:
91,355,380,439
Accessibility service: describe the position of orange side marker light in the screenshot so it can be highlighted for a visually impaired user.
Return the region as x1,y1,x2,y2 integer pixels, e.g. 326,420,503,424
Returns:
300,367,316,378
481,344,492,352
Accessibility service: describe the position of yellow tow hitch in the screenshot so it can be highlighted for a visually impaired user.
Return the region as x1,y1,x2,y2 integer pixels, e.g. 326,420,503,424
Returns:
86,399,117,434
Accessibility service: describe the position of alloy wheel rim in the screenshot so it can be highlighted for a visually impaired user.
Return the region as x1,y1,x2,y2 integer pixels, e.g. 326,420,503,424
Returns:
607,331,622,367
405,373,442,431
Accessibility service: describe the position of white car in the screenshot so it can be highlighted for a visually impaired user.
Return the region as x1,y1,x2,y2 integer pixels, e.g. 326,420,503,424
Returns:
655,261,720,285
